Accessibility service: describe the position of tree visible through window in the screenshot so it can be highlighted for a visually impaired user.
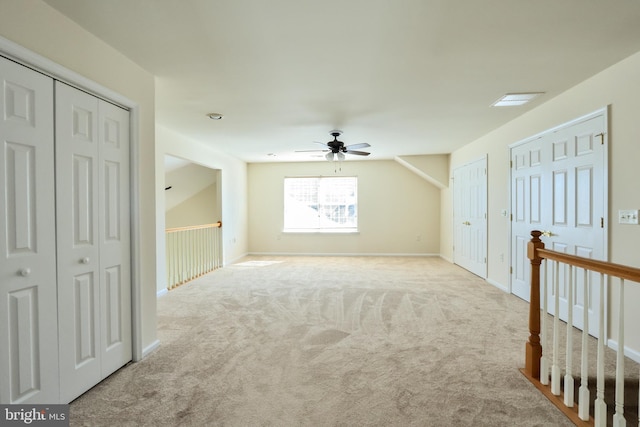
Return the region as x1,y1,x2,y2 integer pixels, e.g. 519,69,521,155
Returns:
284,176,358,231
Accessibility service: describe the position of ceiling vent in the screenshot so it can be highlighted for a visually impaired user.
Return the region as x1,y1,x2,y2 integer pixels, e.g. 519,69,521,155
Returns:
491,92,544,107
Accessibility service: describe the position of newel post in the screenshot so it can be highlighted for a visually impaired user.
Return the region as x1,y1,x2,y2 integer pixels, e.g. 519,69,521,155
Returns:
525,230,544,379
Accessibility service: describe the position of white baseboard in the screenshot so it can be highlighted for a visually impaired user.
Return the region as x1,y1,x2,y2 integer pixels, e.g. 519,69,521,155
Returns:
157,288,168,298
247,252,440,257
226,252,249,266
141,340,160,359
439,255,453,263
486,278,509,293
606,339,640,364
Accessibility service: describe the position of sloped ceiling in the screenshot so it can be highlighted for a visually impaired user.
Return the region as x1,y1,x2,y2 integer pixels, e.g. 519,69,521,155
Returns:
44,0,640,163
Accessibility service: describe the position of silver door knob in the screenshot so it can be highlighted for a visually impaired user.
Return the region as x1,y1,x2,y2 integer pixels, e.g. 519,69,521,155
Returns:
81,257,90,264
19,268,31,277
541,230,554,237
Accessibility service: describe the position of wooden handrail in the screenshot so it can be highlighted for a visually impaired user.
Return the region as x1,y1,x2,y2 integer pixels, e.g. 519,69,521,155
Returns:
537,248,640,282
166,221,221,233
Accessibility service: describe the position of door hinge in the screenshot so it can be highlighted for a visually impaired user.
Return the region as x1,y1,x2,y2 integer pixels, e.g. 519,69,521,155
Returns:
510,213,513,221
596,132,605,145
601,217,604,228
510,160,513,168
510,266,513,274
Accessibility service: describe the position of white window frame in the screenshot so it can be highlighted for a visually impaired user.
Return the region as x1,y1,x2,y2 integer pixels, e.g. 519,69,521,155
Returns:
283,176,358,233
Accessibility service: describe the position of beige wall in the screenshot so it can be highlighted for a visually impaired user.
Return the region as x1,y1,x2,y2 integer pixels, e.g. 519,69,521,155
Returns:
445,50,640,356
165,163,218,211
248,160,441,255
0,0,158,355
166,184,217,228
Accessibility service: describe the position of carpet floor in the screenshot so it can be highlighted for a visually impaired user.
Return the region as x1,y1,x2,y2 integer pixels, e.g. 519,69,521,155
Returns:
68,256,632,426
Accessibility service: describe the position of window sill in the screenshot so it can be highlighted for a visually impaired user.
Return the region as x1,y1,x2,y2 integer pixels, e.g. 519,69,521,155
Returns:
282,229,360,235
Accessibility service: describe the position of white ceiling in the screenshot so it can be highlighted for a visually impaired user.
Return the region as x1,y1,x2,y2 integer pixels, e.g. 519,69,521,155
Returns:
44,0,640,163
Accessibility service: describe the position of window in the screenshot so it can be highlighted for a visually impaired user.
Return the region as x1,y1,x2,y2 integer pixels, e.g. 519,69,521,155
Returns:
284,176,358,232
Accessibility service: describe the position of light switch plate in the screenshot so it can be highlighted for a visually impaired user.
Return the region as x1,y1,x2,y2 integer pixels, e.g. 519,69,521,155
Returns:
618,209,639,224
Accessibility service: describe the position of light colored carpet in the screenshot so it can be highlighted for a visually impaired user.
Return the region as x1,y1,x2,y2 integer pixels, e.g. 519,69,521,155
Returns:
70,256,581,426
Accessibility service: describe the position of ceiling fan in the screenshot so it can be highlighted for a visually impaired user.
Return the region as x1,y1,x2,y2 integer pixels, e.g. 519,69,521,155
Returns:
298,130,371,161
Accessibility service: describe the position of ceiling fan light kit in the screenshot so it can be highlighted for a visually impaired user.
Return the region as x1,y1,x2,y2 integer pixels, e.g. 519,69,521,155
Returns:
297,130,371,162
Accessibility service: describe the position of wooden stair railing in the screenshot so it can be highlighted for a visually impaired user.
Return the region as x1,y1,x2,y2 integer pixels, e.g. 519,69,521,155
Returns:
523,230,640,426
165,221,222,290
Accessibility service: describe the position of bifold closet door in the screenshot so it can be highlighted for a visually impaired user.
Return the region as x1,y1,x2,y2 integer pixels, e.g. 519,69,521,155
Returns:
55,82,131,403
0,57,59,404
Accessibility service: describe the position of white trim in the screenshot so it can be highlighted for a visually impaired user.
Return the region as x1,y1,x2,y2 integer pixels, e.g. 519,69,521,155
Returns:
393,156,447,189
247,252,440,257
141,340,161,359
606,339,640,364
157,288,168,298
0,36,144,362
486,278,509,293
439,255,453,263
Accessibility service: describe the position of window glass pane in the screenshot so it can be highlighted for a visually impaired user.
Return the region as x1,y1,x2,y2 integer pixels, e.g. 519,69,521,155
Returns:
284,176,357,231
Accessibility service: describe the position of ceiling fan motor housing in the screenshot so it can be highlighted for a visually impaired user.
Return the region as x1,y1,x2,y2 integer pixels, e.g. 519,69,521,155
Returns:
329,130,344,153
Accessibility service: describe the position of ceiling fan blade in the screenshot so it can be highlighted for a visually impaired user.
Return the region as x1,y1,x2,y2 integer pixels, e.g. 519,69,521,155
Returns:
295,149,329,152
345,142,370,150
313,141,328,147
345,150,370,156
325,152,335,161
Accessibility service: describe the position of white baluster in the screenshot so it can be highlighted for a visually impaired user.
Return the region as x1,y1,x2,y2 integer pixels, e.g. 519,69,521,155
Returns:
540,259,550,385
552,260,561,396
166,232,171,289
578,268,590,421
594,273,607,426
613,278,626,427
564,265,574,407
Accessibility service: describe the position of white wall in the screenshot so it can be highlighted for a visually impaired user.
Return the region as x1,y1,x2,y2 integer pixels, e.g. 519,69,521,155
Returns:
156,125,248,292
248,160,441,255
0,0,158,356
445,50,640,355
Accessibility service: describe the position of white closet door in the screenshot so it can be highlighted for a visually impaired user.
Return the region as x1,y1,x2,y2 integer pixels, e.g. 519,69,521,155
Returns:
98,99,131,379
55,83,102,403
55,82,131,402
0,57,59,403
510,112,606,336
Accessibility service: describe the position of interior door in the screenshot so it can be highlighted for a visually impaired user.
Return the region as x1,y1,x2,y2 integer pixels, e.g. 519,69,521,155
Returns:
55,82,131,402
453,157,487,278
0,56,59,403
510,111,606,336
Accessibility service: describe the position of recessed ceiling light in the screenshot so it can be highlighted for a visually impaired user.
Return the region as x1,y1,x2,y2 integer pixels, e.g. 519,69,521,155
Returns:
207,113,224,120
491,92,544,107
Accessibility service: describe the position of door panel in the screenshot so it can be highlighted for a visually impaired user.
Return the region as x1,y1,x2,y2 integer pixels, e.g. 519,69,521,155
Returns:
98,100,131,379
0,57,59,403
56,82,101,402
